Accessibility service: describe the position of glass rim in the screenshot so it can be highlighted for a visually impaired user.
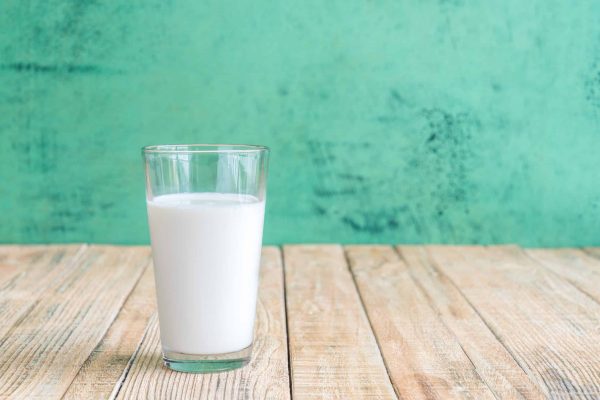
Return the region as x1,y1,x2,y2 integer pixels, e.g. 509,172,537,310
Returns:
142,143,269,154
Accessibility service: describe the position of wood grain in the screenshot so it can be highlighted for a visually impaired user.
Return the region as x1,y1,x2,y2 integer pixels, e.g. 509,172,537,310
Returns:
526,248,600,305
62,257,155,400
0,245,85,341
0,245,76,285
583,247,600,259
0,245,150,400
283,245,396,399
345,245,499,399
115,247,290,400
2,244,600,399
397,245,545,399
426,245,600,398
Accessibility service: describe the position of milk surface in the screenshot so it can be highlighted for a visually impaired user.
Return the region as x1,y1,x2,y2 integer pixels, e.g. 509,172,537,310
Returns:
147,192,265,355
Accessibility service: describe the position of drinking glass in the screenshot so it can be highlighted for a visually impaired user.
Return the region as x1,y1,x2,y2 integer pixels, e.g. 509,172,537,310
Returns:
142,144,269,373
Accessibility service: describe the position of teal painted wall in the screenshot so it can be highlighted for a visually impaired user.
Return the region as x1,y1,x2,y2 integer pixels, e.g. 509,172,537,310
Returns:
1,1,600,245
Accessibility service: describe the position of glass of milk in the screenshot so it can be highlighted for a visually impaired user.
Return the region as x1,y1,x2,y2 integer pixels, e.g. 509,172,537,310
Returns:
142,144,269,373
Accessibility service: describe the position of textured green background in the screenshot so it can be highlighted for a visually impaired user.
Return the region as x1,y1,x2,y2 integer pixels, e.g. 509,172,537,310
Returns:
1,1,600,245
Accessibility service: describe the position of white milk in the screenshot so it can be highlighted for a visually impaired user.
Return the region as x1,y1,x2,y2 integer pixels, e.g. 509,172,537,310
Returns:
147,192,265,355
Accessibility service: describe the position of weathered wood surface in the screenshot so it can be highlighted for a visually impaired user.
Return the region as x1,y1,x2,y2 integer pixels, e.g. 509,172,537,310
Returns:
425,246,600,399
283,245,396,399
0,246,149,400
63,257,155,400
346,245,544,399
0,244,599,399
526,248,600,304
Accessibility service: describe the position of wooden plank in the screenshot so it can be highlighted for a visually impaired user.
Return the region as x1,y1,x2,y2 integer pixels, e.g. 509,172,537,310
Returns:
0,245,150,400
526,248,600,304
284,245,396,399
114,247,290,400
426,245,600,399
583,247,600,258
0,245,75,285
0,245,83,282
0,245,86,342
397,246,544,399
62,261,156,400
345,245,499,399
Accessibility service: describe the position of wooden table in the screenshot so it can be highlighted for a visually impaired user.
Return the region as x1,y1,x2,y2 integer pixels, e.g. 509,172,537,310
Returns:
1,245,600,399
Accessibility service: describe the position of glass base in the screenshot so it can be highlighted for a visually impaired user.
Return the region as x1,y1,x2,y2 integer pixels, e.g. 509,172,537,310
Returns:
162,344,252,373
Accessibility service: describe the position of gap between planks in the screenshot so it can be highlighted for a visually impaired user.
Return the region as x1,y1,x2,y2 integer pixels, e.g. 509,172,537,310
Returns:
283,245,397,399
526,247,600,308
4,244,600,400
0,245,150,400
423,245,600,398
62,257,156,400
345,245,544,400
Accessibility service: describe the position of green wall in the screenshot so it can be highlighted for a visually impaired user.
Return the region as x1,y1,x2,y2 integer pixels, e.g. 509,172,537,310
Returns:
1,1,600,246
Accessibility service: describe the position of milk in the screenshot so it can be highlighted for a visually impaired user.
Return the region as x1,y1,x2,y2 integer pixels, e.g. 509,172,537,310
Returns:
147,193,265,355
